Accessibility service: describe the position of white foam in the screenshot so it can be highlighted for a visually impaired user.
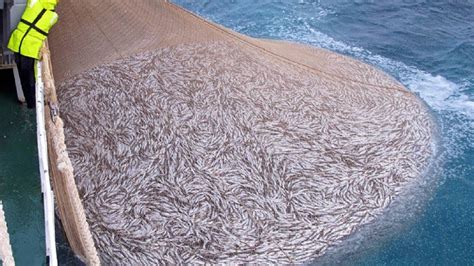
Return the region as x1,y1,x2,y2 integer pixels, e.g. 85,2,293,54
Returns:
269,17,474,128
178,1,474,127
182,4,474,263
239,8,474,255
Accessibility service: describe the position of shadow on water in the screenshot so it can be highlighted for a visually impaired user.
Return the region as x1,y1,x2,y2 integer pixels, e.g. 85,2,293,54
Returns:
55,218,85,266
0,68,45,265
0,69,81,265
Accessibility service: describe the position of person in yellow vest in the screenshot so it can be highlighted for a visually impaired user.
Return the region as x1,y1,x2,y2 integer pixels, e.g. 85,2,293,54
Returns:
7,0,59,109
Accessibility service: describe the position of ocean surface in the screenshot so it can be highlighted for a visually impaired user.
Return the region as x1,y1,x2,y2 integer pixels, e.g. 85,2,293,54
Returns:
173,0,474,264
1,1,472,265
0,70,44,265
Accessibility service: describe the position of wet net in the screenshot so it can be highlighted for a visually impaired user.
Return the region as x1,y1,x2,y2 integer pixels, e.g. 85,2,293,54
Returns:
43,0,435,264
0,202,14,266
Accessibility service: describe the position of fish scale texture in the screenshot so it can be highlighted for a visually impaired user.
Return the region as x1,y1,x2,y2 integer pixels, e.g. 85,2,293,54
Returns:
57,42,434,264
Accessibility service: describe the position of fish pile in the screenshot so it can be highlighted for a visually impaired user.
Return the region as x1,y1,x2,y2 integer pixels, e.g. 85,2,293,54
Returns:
58,42,434,264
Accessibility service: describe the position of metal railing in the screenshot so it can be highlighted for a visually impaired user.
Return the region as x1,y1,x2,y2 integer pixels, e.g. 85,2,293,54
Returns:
36,59,58,266
1,0,14,66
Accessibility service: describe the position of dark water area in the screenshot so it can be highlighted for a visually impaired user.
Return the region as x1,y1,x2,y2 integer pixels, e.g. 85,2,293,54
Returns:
175,0,474,264
0,69,44,265
0,70,81,265
2,1,473,264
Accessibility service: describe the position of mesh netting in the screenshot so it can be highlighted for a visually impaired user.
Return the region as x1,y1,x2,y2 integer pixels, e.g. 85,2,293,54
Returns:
0,202,14,266
44,0,435,264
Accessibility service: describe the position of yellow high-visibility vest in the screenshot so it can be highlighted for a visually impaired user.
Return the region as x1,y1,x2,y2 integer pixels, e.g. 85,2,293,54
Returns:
8,0,59,60
40,0,58,10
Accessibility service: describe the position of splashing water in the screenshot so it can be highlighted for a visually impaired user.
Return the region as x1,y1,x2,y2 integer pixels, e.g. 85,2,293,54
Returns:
174,0,474,264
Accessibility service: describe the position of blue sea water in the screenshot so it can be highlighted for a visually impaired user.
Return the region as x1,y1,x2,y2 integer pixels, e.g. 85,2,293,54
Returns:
174,1,474,264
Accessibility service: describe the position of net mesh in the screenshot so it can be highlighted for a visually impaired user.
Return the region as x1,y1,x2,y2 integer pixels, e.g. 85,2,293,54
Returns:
42,44,100,265
43,0,435,264
0,202,14,266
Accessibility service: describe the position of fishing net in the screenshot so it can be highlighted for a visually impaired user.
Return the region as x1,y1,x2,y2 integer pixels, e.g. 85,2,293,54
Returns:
0,202,14,266
43,0,435,264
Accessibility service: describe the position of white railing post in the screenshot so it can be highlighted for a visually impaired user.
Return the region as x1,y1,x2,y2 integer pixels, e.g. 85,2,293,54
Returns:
36,61,58,266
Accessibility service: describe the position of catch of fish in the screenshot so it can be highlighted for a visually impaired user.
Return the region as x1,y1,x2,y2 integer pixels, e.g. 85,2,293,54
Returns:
57,42,435,264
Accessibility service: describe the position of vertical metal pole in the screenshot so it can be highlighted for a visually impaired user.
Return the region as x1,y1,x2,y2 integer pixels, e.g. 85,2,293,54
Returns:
3,0,25,102
2,0,13,62
36,61,58,266
12,64,25,102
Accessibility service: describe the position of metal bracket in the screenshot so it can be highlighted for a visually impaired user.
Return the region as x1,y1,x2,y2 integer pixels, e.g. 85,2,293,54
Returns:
48,101,59,124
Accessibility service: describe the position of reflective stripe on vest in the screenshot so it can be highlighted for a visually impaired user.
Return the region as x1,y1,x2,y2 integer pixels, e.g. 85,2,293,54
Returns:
18,8,48,55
